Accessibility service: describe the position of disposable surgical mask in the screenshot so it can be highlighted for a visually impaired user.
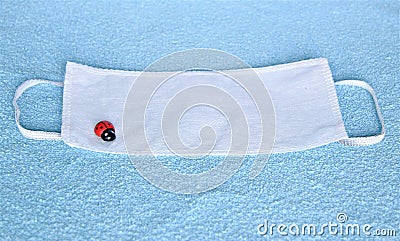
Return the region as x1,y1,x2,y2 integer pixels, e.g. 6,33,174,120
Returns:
13,55,385,193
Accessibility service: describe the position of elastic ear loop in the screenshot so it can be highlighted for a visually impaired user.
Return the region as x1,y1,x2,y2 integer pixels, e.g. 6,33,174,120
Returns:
335,80,385,146
13,79,63,140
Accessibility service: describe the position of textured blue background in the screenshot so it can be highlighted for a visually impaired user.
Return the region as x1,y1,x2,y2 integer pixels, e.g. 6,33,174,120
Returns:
0,0,399,240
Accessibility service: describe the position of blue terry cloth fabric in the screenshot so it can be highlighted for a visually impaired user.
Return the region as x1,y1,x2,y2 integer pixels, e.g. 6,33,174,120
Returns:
0,0,399,240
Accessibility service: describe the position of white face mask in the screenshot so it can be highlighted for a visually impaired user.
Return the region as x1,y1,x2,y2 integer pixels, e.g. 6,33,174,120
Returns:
13,57,385,192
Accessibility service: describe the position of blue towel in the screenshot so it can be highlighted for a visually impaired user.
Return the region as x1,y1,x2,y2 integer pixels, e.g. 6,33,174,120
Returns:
0,0,398,240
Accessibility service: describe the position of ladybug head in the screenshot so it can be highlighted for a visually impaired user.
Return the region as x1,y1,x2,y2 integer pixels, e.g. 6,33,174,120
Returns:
101,128,116,142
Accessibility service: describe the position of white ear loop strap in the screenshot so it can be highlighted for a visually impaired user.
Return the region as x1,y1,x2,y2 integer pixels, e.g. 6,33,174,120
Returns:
335,80,385,146
13,79,63,140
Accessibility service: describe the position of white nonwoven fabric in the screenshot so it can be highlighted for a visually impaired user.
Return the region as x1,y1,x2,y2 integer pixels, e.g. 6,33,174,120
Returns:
13,58,385,155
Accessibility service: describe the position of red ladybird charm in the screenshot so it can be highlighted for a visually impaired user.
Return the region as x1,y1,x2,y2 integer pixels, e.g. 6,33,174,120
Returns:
94,121,116,141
